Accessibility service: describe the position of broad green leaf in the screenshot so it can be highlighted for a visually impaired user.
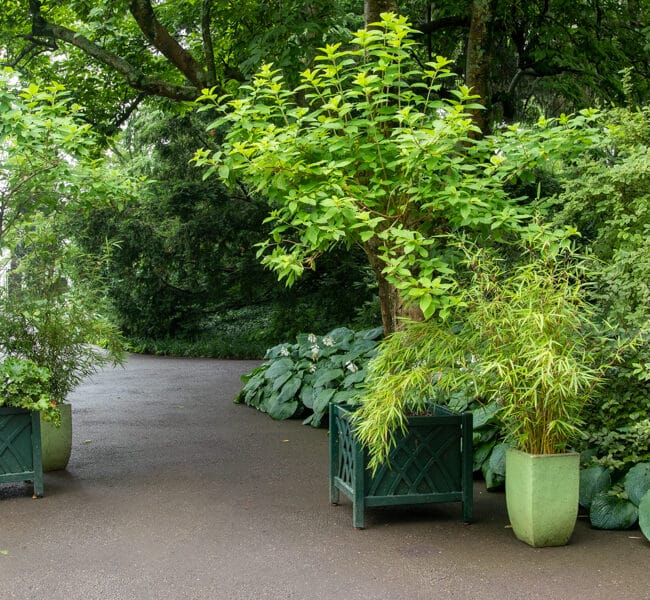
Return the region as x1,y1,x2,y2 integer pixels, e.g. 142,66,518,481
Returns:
278,375,302,403
579,465,612,509
472,402,500,429
639,491,650,542
312,388,336,414
482,461,505,491
473,441,495,472
266,395,299,420
263,358,293,380
624,462,650,506
589,492,638,530
489,443,508,477
314,368,343,387
271,370,293,392
300,385,314,409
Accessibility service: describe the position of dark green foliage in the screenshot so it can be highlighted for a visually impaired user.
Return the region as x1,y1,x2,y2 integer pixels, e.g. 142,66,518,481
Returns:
236,327,383,426
76,110,377,347
549,108,650,533
0,358,54,421
625,463,650,507
639,492,650,542
589,492,638,530
579,466,612,510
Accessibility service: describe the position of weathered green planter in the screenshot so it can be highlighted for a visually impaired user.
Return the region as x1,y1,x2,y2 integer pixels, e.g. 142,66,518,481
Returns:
41,402,72,472
505,448,580,547
0,406,44,497
330,403,473,528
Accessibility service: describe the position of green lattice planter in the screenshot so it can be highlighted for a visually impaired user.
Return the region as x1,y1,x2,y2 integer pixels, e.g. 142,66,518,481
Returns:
0,406,44,497
329,403,473,528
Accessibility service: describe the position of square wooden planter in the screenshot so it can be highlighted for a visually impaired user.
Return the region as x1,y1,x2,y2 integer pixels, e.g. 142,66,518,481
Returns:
0,407,44,497
329,403,473,528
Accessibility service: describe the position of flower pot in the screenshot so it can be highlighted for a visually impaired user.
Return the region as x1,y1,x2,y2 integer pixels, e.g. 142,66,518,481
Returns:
0,406,44,497
41,402,72,472
330,403,473,528
505,448,580,547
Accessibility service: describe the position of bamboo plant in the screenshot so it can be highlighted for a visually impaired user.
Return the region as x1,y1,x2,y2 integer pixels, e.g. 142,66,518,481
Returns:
354,239,624,471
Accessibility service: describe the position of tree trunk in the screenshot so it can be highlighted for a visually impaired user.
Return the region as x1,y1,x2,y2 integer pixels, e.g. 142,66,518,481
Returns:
364,0,398,27
364,242,423,335
465,0,492,133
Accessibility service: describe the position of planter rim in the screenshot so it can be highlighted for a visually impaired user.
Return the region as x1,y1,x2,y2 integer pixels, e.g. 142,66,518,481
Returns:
506,447,580,459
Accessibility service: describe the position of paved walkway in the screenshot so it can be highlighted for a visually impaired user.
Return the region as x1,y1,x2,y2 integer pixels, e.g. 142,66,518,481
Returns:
1,354,648,599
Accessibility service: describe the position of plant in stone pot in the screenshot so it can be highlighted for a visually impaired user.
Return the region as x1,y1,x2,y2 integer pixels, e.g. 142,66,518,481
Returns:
355,237,622,546
0,217,125,471
0,357,54,495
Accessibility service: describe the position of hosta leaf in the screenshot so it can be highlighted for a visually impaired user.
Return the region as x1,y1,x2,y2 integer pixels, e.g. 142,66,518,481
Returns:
263,358,293,380
482,443,508,490
489,443,508,477
278,376,302,403
312,388,336,415
624,462,650,506
271,370,293,392
314,368,343,387
639,491,650,542
300,385,314,409
266,395,299,420
589,492,638,530
482,461,504,491
342,369,366,387
472,402,500,429
579,465,611,509
473,441,495,471
332,390,357,405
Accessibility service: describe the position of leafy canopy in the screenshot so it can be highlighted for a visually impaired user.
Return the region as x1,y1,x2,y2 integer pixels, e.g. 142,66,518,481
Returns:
194,13,600,323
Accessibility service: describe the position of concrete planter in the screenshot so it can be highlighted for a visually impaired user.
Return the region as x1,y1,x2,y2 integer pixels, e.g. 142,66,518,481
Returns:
505,448,580,547
0,406,44,496
330,403,473,528
41,402,72,472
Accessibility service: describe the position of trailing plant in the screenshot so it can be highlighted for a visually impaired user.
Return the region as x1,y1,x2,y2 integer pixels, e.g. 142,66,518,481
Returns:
0,357,57,422
353,238,622,471
236,327,382,426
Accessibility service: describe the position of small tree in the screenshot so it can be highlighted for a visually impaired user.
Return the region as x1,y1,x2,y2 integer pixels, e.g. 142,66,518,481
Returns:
195,14,598,334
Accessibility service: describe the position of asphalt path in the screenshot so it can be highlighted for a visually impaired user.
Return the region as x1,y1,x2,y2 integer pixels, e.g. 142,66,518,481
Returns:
1,354,649,599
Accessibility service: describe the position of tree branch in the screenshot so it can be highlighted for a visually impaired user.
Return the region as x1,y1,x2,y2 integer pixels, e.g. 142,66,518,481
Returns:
201,0,217,87
27,0,218,102
127,0,211,90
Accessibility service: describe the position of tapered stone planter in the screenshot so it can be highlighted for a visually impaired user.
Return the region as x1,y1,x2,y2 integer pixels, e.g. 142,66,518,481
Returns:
41,402,72,472
505,448,580,547
330,403,473,528
0,406,44,497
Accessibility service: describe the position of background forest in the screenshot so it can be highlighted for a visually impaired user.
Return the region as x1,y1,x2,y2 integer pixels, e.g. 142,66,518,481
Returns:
3,0,649,354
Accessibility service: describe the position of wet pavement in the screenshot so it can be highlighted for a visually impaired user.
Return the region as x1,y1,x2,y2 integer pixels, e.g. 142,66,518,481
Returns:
1,354,648,599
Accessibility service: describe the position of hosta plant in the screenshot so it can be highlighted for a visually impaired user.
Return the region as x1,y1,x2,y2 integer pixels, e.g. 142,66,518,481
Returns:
581,462,650,531
236,327,382,426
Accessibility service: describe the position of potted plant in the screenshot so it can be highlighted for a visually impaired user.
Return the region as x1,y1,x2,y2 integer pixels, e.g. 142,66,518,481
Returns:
0,218,125,471
330,401,473,529
0,357,56,496
355,240,620,546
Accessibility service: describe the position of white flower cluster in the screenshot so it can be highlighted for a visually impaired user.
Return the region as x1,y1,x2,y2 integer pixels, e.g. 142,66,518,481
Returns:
311,345,320,359
345,361,359,373
307,333,318,343
322,336,335,347
279,346,290,357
